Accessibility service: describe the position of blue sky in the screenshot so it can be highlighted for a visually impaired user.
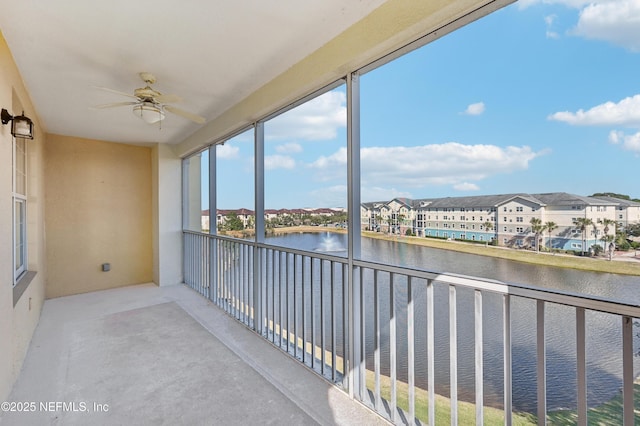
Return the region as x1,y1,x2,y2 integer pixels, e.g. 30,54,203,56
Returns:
212,0,640,210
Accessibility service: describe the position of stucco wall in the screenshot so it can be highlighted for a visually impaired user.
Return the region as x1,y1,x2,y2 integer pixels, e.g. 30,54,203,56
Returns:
45,134,153,298
0,31,47,402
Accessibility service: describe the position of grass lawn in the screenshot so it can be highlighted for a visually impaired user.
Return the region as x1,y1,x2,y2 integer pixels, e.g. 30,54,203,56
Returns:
365,369,536,425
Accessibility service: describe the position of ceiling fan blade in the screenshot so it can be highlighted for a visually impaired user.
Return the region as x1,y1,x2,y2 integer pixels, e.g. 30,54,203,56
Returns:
93,86,139,100
155,93,182,104
164,105,206,124
91,101,138,109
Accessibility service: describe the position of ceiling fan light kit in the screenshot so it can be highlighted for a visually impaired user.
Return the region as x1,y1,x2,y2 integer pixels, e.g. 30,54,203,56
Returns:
133,102,165,124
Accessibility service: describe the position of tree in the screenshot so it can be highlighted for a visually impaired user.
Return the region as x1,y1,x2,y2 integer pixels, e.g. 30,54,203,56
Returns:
482,221,494,246
223,212,244,231
625,222,640,237
598,218,616,252
545,221,558,252
573,217,594,255
375,215,383,232
530,218,544,252
600,234,615,260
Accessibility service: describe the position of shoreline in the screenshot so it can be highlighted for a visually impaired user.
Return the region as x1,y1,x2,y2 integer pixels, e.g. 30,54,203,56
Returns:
246,226,640,276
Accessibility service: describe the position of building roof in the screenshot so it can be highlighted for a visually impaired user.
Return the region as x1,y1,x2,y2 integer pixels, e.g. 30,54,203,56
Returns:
362,192,621,210
591,196,640,207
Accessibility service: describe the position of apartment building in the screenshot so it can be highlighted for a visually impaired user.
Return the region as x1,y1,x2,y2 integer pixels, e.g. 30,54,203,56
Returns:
363,192,627,251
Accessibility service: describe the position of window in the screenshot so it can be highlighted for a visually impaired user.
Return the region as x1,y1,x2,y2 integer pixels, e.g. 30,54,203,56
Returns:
516,217,523,222
516,206,523,212
516,227,524,233
13,136,27,283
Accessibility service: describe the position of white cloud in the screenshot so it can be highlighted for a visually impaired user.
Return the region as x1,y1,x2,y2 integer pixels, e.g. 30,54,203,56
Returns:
519,0,615,10
217,144,239,159
308,143,544,190
463,102,485,115
275,142,303,154
573,0,640,51
454,182,481,191
520,0,640,51
609,130,640,152
363,187,414,202
545,14,560,38
309,185,347,208
548,94,640,126
266,91,346,141
265,155,295,170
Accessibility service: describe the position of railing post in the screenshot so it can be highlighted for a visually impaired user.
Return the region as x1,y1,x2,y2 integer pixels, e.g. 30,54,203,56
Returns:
622,316,633,426
254,121,264,334
347,70,361,400
503,294,512,426
576,307,587,426
450,285,458,425
536,300,547,426
427,279,435,426
475,289,484,426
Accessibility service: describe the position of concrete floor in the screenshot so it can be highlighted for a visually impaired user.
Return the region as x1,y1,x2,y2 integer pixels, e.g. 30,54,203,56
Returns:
1,284,388,426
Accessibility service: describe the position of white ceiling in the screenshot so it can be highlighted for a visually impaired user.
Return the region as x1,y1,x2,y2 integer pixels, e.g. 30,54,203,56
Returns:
0,0,386,145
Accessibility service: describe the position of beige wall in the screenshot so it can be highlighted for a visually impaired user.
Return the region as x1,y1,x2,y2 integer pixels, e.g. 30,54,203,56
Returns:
0,31,47,402
45,134,153,298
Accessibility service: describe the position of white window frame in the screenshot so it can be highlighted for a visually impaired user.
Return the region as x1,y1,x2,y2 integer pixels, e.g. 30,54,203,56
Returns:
13,136,27,284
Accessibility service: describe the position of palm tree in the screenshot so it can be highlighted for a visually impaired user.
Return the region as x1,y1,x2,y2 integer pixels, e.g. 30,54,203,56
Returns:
545,221,558,252
573,217,594,255
600,234,615,260
482,220,494,246
598,218,616,252
530,218,544,252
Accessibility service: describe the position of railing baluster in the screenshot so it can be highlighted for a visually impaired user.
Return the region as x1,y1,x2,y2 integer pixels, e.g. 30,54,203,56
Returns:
374,269,380,411
286,252,290,353
293,254,298,359
407,277,415,426
342,262,347,388
359,267,366,402
475,289,484,426
311,258,316,370
537,300,547,426
278,250,282,347
390,272,397,424
450,285,458,425
576,307,587,426
321,259,325,377
504,294,512,426
427,278,435,426
302,255,306,365
622,316,633,426
331,261,336,382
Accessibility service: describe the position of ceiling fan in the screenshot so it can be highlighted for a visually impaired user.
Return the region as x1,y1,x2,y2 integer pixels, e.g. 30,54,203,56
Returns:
93,72,206,124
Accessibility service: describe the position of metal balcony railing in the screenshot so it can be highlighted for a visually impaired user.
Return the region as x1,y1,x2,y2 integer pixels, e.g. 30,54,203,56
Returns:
183,230,640,425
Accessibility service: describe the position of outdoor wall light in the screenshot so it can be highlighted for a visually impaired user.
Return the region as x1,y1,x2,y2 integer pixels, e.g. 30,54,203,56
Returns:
1,109,34,139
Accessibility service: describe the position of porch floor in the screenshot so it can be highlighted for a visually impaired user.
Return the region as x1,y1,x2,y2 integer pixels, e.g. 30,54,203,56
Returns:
1,283,387,426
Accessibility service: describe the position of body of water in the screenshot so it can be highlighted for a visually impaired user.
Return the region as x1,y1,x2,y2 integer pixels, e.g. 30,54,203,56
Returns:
265,232,640,413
